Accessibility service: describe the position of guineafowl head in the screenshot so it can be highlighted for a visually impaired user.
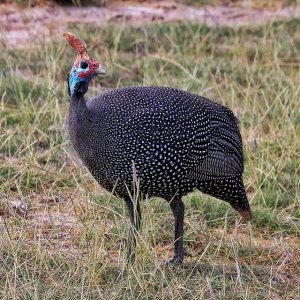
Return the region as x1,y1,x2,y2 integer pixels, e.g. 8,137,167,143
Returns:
63,32,106,97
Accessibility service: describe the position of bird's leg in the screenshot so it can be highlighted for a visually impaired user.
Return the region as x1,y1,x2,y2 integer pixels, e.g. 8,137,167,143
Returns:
125,197,141,263
169,198,185,264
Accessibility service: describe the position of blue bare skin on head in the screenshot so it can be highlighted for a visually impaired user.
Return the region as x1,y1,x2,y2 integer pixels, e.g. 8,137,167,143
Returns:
63,31,106,97
69,61,94,96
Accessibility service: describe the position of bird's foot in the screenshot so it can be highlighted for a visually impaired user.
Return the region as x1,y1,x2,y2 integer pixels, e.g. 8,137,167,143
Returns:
167,249,190,265
127,250,136,264
168,255,184,265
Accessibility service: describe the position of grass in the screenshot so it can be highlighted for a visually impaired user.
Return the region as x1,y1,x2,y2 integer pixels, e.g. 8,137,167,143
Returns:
0,18,300,299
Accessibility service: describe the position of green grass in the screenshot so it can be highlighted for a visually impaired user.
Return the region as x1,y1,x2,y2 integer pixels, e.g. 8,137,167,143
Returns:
0,19,300,299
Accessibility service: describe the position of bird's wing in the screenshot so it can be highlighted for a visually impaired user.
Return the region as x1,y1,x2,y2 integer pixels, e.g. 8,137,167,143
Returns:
188,108,244,180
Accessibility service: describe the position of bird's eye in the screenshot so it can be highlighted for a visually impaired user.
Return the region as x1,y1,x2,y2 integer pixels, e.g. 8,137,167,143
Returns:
80,61,88,69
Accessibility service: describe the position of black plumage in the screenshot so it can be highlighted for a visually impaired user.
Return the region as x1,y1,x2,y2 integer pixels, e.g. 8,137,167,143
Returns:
68,86,251,263
63,31,251,263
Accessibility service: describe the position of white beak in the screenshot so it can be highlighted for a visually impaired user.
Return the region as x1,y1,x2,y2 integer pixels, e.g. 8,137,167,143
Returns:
95,64,107,75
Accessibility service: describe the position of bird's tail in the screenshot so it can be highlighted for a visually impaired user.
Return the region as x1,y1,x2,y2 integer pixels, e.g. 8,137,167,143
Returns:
226,177,252,221
197,176,252,221
230,191,252,221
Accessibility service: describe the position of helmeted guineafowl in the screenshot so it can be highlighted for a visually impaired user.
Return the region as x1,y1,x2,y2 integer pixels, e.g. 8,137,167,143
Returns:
63,32,252,264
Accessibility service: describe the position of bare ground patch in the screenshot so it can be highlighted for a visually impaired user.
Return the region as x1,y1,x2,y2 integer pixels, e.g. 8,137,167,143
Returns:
1,1,300,48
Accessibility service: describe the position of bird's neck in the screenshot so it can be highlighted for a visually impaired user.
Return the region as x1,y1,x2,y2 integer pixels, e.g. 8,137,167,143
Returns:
68,92,92,140
68,91,106,167
70,91,88,116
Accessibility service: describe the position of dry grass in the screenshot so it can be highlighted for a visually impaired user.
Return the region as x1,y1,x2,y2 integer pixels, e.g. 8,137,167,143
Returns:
0,18,300,299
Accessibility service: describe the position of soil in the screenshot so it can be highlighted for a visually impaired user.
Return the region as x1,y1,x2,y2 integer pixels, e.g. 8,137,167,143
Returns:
1,0,300,48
